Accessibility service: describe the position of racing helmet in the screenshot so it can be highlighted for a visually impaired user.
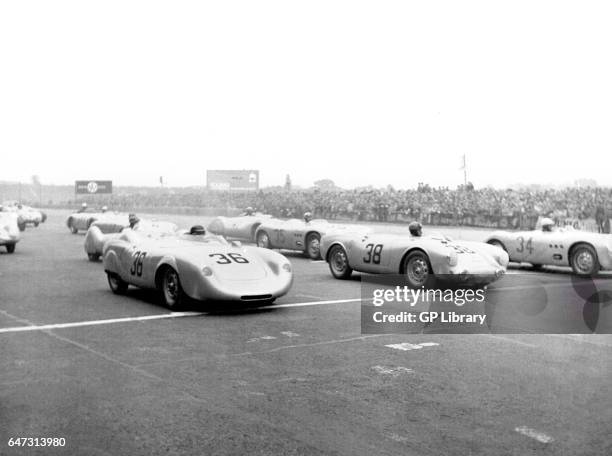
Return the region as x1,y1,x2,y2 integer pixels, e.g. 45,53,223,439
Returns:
81,202,87,208
408,221,422,237
101,206,108,213
189,225,206,235
540,217,555,232
244,207,254,215
128,213,140,225
304,212,313,223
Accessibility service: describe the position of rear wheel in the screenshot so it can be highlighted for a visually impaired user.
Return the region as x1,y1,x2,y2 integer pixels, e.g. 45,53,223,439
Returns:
305,233,321,259
570,244,599,276
18,221,26,232
107,272,128,294
487,239,507,252
160,266,185,310
6,243,16,254
403,251,436,288
256,231,271,249
34,221,39,227
328,245,352,279
88,253,100,262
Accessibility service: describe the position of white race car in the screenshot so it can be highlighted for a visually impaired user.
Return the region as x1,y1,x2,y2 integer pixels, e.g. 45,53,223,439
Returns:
0,212,21,253
103,228,293,309
84,220,179,261
486,225,612,276
66,210,127,234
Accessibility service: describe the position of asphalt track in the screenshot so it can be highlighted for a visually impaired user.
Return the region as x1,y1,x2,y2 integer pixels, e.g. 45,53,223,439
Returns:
1,210,611,456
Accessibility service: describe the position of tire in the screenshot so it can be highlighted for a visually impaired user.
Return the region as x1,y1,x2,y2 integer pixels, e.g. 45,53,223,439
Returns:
531,263,543,271
88,253,100,262
402,250,436,288
107,272,128,294
256,231,271,249
328,245,352,279
34,221,39,227
160,266,185,310
18,222,26,232
570,244,599,276
305,232,321,259
6,243,15,254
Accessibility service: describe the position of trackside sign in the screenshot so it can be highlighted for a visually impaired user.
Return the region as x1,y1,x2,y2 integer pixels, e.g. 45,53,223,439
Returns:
206,170,259,191
75,180,113,194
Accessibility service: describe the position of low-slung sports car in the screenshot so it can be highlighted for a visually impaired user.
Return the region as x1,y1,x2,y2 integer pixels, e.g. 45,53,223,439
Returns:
207,213,273,242
84,220,179,261
66,210,127,234
321,231,508,288
0,212,20,253
103,229,293,309
1,203,46,231
254,218,358,259
486,226,612,276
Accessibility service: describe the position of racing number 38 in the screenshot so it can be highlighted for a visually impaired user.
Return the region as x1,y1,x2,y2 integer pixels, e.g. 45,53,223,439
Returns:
363,244,383,264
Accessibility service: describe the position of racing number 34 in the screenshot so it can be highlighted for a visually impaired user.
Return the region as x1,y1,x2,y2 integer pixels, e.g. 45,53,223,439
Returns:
363,244,383,264
516,236,534,254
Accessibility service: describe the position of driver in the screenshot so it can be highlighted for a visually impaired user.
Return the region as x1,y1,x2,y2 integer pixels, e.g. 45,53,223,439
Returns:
304,212,313,223
408,221,422,237
540,217,555,232
78,202,88,213
128,213,141,230
101,206,108,213
243,207,255,216
188,225,206,235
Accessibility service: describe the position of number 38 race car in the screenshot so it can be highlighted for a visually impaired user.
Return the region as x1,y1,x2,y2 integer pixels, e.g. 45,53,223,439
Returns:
320,231,508,288
486,223,612,276
103,228,293,309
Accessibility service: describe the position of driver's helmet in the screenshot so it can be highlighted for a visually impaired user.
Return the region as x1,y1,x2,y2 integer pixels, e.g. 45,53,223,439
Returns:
244,207,254,216
408,221,423,237
128,213,140,227
82,203,87,208
188,225,206,235
304,212,313,223
101,206,108,213
540,217,555,232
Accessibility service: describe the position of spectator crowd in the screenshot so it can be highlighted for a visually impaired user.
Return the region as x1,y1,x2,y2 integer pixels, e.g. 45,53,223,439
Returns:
81,185,612,232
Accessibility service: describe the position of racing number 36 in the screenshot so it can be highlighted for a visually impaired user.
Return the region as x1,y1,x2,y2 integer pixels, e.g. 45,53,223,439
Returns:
209,253,250,264
130,251,147,276
363,244,383,264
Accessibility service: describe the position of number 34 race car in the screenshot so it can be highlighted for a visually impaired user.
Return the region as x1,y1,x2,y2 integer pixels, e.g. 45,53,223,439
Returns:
321,231,508,288
103,229,293,309
486,226,612,276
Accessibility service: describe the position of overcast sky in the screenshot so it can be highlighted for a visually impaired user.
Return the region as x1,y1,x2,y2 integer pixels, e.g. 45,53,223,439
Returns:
1,1,611,189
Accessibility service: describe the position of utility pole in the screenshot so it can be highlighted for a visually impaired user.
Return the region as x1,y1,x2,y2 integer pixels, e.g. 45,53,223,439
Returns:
461,154,467,186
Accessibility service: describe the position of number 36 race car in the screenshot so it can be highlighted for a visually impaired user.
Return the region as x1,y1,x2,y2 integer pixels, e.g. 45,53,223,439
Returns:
0,212,20,253
486,224,612,276
103,228,293,309
321,231,508,288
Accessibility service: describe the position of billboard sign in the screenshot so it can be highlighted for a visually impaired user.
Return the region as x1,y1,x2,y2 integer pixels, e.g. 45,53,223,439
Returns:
206,170,259,191
75,180,113,194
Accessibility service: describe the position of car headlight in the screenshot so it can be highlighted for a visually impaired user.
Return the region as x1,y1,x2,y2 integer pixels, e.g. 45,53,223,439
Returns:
202,266,213,277
446,251,458,267
282,263,292,273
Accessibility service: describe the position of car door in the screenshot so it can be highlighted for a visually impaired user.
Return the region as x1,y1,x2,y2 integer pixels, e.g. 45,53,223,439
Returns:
522,230,567,266
349,233,393,273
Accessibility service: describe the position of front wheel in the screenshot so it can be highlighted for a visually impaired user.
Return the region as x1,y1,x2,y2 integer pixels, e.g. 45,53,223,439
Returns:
328,245,352,279
403,251,436,288
570,244,599,276
487,239,507,252
256,231,271,249
107,272,128,294
305,233,321,259
34,221,39,227
88,253,100,262
18,221,26,232
160,267,185,310
6,243,16,254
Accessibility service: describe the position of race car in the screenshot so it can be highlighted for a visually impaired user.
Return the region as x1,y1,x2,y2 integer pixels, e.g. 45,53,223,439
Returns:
66,210,127,234
254,217,358,259
0,212,20,253
84,220,179,261
485,220,612,276
103,227,293,309
207,212,273,242
320,230,508,288
1,203,45,231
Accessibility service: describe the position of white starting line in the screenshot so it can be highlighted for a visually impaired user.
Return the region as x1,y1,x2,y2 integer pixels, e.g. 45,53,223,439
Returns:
0,298,364,334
